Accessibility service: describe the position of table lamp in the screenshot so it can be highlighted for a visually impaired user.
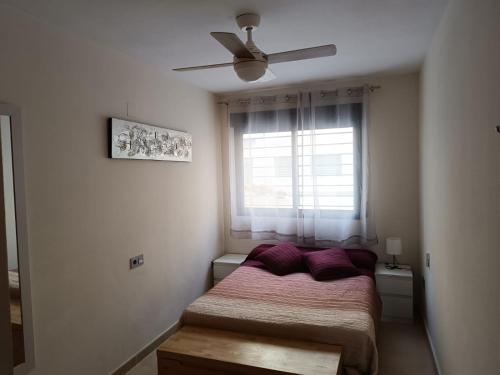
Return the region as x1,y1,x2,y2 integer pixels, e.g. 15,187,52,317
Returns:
386,237,402,269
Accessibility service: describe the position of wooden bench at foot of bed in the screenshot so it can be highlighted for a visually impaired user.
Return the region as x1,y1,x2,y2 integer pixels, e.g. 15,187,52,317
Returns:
157,325,343,375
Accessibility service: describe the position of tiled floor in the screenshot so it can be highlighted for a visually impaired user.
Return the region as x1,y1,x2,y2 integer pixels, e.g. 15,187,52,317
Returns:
378,321,438,375
128,320,438,375
127,351,156,375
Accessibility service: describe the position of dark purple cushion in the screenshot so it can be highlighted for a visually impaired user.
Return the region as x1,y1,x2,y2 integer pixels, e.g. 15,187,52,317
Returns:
303,248,361,281
255,242,303,276
344,249,378,272
240,259,267,269
244,243,377,278
246,244,275,260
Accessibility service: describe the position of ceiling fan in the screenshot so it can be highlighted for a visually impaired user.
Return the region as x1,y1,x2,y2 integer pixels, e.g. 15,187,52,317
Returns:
173,13,337,83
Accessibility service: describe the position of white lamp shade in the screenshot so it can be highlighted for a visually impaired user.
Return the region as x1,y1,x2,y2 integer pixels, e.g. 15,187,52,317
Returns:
386,237,402,256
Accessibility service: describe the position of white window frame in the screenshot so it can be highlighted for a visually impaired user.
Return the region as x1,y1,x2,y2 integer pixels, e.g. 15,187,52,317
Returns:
231,105,362,219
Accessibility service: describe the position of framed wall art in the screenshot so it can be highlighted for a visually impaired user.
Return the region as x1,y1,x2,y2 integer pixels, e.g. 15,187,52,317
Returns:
109,118,192,162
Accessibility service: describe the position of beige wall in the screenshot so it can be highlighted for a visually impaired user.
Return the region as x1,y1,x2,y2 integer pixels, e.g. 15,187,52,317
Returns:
0,6,223,375
420,0,500,373
221,73,421,296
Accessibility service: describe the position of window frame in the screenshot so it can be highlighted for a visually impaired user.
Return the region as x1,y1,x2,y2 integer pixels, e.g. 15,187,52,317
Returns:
232,105,362,220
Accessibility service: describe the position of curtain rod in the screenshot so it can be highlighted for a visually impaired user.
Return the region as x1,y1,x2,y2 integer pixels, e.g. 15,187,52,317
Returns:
218,85,381,105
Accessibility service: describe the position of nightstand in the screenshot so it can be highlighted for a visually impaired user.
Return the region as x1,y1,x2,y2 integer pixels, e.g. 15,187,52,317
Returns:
375,263,413,322
212,254,247,286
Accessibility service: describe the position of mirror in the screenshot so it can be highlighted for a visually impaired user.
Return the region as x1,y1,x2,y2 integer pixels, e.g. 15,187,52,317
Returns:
0,104,34,375
1,114,24,366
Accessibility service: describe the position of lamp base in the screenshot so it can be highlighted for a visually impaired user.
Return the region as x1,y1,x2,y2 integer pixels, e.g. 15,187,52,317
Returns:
385,255,401,270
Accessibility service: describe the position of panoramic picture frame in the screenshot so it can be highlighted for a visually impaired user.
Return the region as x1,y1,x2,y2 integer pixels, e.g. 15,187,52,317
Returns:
109,118,192,162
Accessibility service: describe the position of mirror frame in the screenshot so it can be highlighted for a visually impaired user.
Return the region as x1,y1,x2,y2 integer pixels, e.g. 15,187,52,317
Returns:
0,103,35,375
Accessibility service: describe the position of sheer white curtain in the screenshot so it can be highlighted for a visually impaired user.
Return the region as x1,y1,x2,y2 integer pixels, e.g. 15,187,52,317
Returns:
227,86,377,247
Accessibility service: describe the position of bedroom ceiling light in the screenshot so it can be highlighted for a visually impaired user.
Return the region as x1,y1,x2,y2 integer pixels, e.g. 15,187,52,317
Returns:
235,59,268,82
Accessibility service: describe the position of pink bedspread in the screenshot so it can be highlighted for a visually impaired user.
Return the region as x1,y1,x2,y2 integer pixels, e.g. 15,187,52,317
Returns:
182,266,381,375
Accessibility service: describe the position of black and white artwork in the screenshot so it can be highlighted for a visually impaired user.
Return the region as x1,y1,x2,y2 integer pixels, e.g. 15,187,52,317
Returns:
110,118,192,162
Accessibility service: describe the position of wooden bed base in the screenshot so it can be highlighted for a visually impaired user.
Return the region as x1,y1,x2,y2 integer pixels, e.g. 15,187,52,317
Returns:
157,325,342,375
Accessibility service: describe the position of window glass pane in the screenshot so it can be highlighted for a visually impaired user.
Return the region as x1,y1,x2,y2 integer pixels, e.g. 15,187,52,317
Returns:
241,126,356,212
297,128,355,211
243,132,294,208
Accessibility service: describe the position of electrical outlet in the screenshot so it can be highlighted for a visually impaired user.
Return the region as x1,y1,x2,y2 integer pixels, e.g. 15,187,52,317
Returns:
426,253,431,268
129,254,144,269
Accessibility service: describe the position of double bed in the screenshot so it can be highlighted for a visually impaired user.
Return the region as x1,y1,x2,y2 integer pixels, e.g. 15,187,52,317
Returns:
181,245,381,375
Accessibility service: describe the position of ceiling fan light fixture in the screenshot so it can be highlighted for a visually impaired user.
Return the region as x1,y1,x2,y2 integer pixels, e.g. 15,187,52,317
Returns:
173,12,337,84
234,59,267,82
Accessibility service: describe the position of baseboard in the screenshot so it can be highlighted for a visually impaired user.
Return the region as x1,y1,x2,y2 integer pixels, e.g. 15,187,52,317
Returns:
423,318,443,375
110,320,181,375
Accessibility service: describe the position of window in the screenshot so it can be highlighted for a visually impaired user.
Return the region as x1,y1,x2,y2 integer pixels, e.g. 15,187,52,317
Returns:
231,103,362,218
243,131,294,208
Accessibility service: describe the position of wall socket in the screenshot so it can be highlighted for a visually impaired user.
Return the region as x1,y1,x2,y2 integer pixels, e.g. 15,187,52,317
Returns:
426,253,431,268
129,254,144,269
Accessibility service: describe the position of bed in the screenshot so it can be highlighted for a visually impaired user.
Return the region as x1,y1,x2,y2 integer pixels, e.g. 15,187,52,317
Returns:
181,245,381,375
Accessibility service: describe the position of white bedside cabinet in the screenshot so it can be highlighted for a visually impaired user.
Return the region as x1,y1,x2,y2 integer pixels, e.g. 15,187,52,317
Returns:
212,254,247,286
375,263,413,322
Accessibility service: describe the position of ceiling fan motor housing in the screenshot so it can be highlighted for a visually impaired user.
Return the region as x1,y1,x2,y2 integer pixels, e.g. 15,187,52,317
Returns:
234,13,266,82
236,13,261,31
234,58,268,82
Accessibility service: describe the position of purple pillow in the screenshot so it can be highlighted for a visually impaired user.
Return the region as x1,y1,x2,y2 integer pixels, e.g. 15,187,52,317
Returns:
255,242,303,276
246,244,275,260
240,259,267,269
345,249,378,272
304,248,361,281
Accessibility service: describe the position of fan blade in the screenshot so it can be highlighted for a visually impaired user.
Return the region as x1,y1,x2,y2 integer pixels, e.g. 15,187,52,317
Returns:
267,44,337,64
210,32,255,59
173,62,233,72
252,68,276,83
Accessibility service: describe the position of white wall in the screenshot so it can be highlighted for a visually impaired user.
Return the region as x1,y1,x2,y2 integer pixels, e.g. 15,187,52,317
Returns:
221,73,421,296
420,0,500,373
0,6,222,375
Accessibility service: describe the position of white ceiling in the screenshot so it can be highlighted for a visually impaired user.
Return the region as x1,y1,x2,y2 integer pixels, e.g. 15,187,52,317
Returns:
3,0,449,93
